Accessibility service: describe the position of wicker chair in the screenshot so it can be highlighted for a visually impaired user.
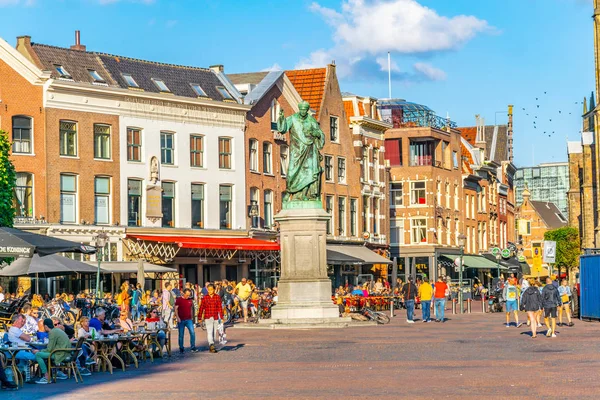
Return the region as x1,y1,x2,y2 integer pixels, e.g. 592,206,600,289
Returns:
48,337,85,383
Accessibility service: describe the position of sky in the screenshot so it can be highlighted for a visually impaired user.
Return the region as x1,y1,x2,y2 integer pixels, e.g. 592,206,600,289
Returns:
0,0,595,167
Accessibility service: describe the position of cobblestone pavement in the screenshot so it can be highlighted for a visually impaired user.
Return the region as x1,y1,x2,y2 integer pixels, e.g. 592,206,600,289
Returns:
5,309,600,399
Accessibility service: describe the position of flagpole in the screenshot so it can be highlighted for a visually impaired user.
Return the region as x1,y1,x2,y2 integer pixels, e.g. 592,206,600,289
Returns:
388,52,392,98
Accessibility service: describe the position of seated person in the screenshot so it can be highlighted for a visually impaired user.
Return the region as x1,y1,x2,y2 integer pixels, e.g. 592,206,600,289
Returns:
351,286,365,296
89,309,121,335
117,310,143,333
35,319,71,384
7,314,40,364
51,317,75,339
22,304,40,336
145,309,166,354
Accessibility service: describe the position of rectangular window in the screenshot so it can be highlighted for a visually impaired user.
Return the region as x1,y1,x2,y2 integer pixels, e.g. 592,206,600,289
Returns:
88,70,104,83
410,181,426,205
326,195,334,235
12,116,32,154
391,183,403,206
160,132,174,165
452,151,458,169
280,144,289,177
250,187,259,229
217,87,233,100
391,220,405,245
337,157,346,183
441,141,448,168
122,73,139,88
409,140,434,166
363,195,370,234
161,182,175,227
191,183,204,229
411,218,427,244
127,179,142,227
454,185,459,209
127,128,142,162
338,197,346,236
330,116,339,142
350,198,358,237
263,142,272,174
152,78,170,92
55,65,71,79
270,99,280,130
190,135,204,168
94,124,111,159
325,155,333,182
190,83,207,97
219,137,232,169
219,185,232,229
59,121,77,156
373,199,379,234
264,190,273,228
13,172,33,217
94,177,110,225
249,139,258,172
60,174,77,223
385,139,402,166
372,149,379,183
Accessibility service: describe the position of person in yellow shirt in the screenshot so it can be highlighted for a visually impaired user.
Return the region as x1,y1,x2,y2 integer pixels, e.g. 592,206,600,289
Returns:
418,278,434,322
234,278,253,323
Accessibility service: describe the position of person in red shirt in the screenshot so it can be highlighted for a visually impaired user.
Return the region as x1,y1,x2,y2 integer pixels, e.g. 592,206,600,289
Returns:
175,289,197,353
433,277,449,322
198,283,223,353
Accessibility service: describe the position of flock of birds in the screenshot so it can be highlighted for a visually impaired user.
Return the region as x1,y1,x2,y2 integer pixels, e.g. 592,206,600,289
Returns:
516,91,585,138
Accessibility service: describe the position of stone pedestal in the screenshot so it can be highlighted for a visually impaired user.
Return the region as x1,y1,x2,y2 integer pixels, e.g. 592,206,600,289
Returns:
270,203,340,322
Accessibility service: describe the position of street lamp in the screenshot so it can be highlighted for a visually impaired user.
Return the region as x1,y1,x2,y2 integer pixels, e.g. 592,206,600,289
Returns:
495,253,501,286
94,231,109,300
458,234,467,315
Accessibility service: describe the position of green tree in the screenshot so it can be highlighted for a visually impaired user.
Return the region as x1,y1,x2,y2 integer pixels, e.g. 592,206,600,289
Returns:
544,226,580,271
0,130,15,227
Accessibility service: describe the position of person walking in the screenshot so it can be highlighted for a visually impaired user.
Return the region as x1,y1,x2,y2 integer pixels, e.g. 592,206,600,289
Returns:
198,283,222,353
131,283,142,322
175,288,197,353
162,282,175,329
433,277,448,322
234,278,253,323
520,279,543,338
401,278,417,324
418,278,434,323
557,279,574,327
542,277,561,338
503,279,522,328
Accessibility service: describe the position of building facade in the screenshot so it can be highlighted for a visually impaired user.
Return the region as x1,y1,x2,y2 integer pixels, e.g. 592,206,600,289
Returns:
514,163,569,219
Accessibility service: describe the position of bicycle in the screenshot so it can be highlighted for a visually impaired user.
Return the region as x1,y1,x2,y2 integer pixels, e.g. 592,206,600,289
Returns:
360,305,391,324
40,300,76,325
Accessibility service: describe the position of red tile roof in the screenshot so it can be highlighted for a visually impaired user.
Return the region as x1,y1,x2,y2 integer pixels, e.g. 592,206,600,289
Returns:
458,126,477,145
461,142,474,174
285,68,327,118
343,100,355,124
358,102,365,117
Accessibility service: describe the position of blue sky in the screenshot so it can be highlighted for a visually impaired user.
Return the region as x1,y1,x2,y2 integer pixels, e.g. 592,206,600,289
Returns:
0,0,594,167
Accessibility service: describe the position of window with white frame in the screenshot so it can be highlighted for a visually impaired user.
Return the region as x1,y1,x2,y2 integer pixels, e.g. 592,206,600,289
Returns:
436,181,441,205
454,185,459,210
270,98,280,130
471,194,475,216
325,156,333,182
263,142,272,174
411,218,427,244
465,195,470,219
250,187,259,229
191,183,205,229
350,198,358,237
410,181,426,205
338,197,346,236
391,220,405,245
60,174,77,223
373,149,379,183
446,218,451,245
455,220,460,246
280,144,289,176
127,128,142,162
264,190,273,228
59,121,77,156
13,172,33,217
390,183,403,206
190,135,204,168
219,137,232,169
12,116,32,154
330,116,339,142
94,176,110,225
437,218,442,245
337,157,346,183
127,179,142,227
94,124,111,160
362,147,369,181
445,182,450,208
249,139,258,172
219,185,232,229
326,195,334,235
160,132,174,165
161,181,175,228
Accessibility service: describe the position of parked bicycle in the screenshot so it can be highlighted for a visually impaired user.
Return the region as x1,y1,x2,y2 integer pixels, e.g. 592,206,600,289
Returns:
360,305,391,324
40,300,76,325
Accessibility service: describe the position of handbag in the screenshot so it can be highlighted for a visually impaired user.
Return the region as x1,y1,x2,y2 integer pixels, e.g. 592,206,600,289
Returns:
561,294,569,304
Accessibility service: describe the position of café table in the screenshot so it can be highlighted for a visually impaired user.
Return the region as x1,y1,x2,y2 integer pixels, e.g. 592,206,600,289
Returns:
0,345,32,387
86,337,125,374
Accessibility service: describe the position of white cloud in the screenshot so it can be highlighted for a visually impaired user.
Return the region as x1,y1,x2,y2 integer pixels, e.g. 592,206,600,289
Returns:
375,56,400,72
261,63,283,72
300,0,492,82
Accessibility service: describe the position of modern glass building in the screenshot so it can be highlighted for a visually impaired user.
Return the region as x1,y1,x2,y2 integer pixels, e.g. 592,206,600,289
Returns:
514,162,569,218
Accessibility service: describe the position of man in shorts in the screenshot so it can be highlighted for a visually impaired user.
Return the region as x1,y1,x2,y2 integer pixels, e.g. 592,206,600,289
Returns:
542,276,561,338
503,280,522,328
234,278,252,323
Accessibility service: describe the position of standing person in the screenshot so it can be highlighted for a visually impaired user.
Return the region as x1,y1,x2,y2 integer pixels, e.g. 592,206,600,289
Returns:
234,278,253,323
542,277,561,338
162,282,175,329
503,279,522,328
175,288,197,354
558,279,574,327
131,283,142,322
520,279,543,338
401,278,417,324
201,281,210,296
433,277,448,322
198,283,222,353
418,278,433,323
35,319,71,384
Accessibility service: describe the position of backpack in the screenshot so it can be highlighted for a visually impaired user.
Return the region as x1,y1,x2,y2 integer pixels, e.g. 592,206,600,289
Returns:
168,290,175,308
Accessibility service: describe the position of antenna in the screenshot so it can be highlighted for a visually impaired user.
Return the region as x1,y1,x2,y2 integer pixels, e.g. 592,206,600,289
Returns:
388,52,392,98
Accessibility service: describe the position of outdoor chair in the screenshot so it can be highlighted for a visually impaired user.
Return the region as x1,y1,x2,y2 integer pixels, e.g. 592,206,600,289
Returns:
48,337,85,383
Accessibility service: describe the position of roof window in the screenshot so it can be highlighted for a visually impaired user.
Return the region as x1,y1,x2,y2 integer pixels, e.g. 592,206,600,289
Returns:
122,73,139,88
88,69,105,83
217,86,233,100
190,83,207,97
55,65,72,79
152,78,170,92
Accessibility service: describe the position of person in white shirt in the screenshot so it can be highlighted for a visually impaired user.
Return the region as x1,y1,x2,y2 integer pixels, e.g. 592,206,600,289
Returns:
8,314,39,363
0,285,4,302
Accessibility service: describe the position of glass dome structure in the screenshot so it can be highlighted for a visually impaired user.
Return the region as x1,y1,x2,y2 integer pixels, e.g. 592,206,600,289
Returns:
377,99,456,130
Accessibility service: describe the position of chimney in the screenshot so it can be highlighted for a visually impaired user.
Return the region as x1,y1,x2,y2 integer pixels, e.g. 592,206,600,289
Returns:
70,30,86,51
209,64,224,73
507,104,514,163
16,36,37,65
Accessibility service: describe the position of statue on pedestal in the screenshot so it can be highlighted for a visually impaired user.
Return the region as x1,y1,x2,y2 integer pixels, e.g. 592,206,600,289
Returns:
277,101,325,202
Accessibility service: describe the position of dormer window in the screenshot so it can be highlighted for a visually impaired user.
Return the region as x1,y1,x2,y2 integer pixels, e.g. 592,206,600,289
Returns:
55,65,71,79
152,78,170,92
190,83,207,97
88,70,105,83
217,86,233,100
122,73,139,88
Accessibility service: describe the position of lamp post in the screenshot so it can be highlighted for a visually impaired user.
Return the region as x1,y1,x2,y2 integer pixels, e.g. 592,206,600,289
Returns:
94,232,109,300
495,253,501,285
458,234,467,314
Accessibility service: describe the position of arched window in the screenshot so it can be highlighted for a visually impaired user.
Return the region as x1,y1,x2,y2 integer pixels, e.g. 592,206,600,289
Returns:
12,116,32,154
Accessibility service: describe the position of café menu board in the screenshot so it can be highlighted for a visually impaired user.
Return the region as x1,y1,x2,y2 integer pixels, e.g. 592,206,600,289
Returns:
146,185,163,219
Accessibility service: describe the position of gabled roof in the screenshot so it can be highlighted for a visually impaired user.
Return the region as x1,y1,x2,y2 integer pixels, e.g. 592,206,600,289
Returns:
228,72,268,86
459,126,477,145
529,200,568,229
28,42,239,103
285,68,327,117
343,100,355,124
457,125,508,163
461,142,474,174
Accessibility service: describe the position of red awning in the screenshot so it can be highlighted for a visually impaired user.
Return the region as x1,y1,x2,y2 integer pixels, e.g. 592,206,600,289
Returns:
127,235,280,251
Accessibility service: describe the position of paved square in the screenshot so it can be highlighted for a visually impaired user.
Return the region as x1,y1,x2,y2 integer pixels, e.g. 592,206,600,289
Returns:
5,310,600,399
